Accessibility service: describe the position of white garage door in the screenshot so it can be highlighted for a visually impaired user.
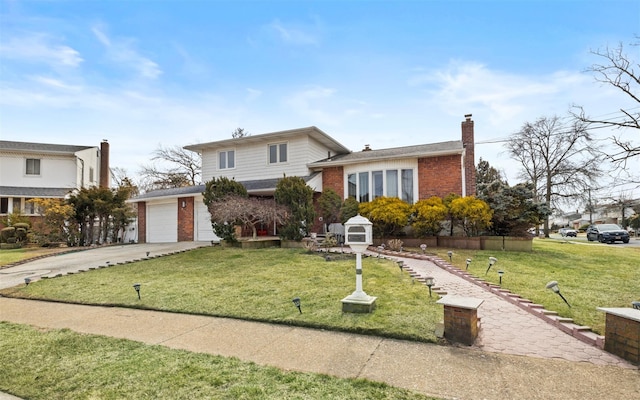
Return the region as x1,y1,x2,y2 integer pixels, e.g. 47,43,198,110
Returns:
147,202,178,243
196,200,220,242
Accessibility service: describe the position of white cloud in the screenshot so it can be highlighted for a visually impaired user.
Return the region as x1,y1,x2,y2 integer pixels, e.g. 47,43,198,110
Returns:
30,75,81,91
0,33,83,67
91,25,162,80
284,85,340,125
245,88,262,102
267,19,320,45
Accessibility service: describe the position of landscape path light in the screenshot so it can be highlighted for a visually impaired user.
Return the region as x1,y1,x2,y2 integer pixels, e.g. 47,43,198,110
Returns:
545,281,571,308
397,260,404,271
292,297,302,313
24,277,31,286
447,251,453,262
133,283,141,300
632,301,640,310
466,258,471,270
498,270,504,285
420,244,427,254
486,257,497,275
425,277,435,297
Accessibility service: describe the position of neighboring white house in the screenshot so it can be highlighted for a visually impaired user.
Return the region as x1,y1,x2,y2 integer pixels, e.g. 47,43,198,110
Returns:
131,115,477,243
0,140,110,222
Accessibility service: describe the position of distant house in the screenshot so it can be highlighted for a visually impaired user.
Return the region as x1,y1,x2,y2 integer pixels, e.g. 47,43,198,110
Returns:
0,140,110,227
130,115,477,243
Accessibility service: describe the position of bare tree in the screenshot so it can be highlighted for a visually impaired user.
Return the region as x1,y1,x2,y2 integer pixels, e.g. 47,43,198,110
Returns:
139,145,201,191
232,127,250,138
572,39,640,174
209,195,287,239
506,115,601,236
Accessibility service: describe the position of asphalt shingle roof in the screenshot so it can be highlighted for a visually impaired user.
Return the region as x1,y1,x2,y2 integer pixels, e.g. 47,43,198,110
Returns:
308,140,463,167
0,186,74,198
0,140,95,154
131,173,320,202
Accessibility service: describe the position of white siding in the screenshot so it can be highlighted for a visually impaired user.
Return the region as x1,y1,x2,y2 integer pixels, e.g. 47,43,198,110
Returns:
75,148,100,188
0,152,78,189
201,134,337,183
195,199,220,242
147,201,178,243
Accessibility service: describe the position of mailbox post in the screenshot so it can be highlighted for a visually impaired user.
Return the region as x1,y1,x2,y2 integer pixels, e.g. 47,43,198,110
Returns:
342,214,377,313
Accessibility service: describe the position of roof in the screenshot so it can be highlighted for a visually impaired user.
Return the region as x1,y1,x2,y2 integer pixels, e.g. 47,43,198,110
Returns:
308,140,464,168
0,140,96,154
0,186,75,198
183,126,351,155
130,173,321,202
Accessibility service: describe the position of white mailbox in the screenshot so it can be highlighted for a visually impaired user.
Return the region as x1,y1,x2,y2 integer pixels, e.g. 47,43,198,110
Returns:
344,214,372,252
342,214,376,313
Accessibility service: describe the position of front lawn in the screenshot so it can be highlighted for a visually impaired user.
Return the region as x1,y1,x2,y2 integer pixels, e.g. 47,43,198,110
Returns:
0,322,435,400
2,239,637,336
0,247,441,342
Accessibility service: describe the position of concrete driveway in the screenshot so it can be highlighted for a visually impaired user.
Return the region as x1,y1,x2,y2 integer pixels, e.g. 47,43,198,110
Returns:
0,242,210,290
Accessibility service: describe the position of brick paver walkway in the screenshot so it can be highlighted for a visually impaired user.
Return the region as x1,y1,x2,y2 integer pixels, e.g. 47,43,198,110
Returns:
369,251,632,368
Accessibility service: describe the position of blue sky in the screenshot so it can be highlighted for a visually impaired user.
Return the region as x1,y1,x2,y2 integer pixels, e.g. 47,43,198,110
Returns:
1,0,638,199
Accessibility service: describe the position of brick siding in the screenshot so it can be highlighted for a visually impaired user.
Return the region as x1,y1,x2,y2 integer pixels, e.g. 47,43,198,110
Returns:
178,197,194,241
322,166,344,195
137,202,146,243
418,155,463,199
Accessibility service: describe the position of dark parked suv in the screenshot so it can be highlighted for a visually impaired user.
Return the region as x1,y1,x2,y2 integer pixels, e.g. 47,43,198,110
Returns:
586,224,630,244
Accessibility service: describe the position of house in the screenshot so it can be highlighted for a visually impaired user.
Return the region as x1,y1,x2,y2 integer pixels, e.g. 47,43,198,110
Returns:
0,140,110,227
130,114,476,243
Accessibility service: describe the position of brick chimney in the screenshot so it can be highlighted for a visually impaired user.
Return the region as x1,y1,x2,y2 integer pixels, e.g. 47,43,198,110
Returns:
100,140,110,188
462,114,476,196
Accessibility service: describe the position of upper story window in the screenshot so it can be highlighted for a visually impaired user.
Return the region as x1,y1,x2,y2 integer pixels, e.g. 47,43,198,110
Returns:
26,158,40,175
219,150,235,170
268,143,287,164
89,167,95,183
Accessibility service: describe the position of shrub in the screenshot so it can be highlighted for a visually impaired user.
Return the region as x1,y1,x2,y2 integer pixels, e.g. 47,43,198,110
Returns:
275,175,315,241
339,197,359,223
411,197,447,237
359,197,411,238
1,227,16,243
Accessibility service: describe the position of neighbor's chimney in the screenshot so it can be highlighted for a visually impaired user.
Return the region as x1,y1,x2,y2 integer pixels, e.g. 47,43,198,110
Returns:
461,114,476,196
100,140,110,188
363,144,371,151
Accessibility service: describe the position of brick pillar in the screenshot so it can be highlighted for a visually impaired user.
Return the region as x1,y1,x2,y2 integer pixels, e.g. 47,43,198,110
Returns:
598,307,640,365
100,140,110,188
137,202,146,243
322,166,344,197
461,114,476,196
437,296,483,346
178,197,194,242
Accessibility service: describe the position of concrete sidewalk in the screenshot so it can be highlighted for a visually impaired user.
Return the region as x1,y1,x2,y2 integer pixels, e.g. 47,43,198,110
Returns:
1,297,639,400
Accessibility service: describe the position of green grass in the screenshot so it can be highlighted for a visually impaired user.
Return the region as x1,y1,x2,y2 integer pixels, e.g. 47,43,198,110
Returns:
0,247,442,342
0,322,435,400
3,239,638,337
429,239,640,334
0,246,69,265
